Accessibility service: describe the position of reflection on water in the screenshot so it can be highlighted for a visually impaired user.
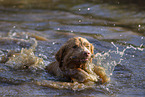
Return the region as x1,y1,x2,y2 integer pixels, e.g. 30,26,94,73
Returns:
0,0,145,96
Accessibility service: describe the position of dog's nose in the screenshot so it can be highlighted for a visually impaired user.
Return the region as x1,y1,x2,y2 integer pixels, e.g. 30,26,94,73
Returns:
82,51,90,57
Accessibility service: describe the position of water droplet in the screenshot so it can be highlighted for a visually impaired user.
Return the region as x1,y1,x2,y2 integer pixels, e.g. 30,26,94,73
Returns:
140,43,143,47
52,42,56,45
12,32,17,36
78,20,82,22
57,28,60,30
26,35,29,39
13,26,16,28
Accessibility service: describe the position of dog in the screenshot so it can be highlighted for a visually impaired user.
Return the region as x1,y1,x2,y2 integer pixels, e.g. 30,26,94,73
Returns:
46,37,110,84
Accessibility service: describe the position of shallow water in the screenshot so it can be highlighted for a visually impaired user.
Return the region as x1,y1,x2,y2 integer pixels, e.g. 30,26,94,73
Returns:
0,0,145,96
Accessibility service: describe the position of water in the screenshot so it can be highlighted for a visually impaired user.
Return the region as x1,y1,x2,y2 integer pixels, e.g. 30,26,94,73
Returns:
0,0,145,96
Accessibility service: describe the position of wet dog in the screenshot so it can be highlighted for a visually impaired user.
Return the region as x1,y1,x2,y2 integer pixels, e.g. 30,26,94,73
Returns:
46,37,110,83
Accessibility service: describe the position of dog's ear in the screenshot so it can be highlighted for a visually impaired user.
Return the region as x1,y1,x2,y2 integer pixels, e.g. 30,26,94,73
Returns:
90,43,94,63
90,43,94,54
55,45,66,67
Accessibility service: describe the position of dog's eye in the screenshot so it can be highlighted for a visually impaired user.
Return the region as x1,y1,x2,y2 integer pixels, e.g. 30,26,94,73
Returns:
86,45,90,48
72,45,78,49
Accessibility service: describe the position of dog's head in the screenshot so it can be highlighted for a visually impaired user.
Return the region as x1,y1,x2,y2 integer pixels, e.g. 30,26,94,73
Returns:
55,37,94,70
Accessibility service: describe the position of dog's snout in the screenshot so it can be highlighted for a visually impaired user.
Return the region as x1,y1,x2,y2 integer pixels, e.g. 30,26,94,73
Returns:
82,51,90,57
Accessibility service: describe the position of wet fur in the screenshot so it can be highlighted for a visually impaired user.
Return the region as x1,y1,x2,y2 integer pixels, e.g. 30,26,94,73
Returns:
46,37,110,83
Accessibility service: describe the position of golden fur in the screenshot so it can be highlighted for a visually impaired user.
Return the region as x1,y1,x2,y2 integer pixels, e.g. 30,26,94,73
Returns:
46,37,110,83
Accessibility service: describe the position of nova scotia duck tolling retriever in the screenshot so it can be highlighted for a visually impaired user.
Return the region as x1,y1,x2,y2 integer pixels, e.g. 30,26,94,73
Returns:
46,37,110,84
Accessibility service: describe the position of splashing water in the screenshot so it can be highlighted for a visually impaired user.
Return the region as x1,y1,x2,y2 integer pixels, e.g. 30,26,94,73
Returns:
93,42,144,77
37,42,144,91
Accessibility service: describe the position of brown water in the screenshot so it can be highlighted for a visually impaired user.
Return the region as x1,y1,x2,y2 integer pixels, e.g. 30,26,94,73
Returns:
0,0,145,96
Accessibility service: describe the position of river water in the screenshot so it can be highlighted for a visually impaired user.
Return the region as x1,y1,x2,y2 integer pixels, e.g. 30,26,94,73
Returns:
0,0,145,97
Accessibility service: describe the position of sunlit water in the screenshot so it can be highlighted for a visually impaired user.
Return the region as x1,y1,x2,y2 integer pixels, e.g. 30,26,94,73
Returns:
0,0,145,96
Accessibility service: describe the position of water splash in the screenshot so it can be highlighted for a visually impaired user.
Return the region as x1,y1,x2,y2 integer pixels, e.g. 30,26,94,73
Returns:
93,42,144,76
